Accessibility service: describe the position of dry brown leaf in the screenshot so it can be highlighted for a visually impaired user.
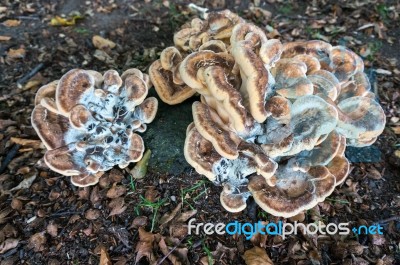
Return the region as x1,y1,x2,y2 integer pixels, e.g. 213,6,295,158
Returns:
145,187,159,202
243,246,273,265
99,246,112,265
159,204,181,228
106,185,126,199
85,209,101,220
7,47,26,59
2,19,20,27
10,137,43,149
367,167,382,180
92,35,116,50
393,127,400,134
0,119,16,129
0,238,19,254
130,216,148,229
0,207,13,224
10,170,37,191
158,237,189,265
250,221,268,248
135,227,157,264
0,36,11,41
108,197,127,216
28,232,46,252
47,222,58,237
175,210,197,223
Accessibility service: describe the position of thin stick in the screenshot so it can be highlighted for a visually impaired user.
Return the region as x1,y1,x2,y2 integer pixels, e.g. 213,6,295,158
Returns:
16,63,45,87
157,236,187,265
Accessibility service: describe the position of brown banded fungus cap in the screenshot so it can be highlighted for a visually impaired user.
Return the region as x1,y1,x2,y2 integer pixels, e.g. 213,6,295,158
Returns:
152,11,386,217
150,10,244,105
32,69,158,187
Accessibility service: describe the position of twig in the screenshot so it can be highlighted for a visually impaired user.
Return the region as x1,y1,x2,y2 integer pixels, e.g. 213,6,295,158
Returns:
0,144,20,174
49,211,82,217
16,63,45,87
374,215,400,225
16,16,40,20
157,236,187,265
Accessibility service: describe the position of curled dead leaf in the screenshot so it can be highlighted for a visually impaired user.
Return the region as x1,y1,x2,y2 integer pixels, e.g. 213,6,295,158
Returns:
108,197,127,217
85,209,101,220
135,227,157,264
28,232,46,252
243,246,273,265
159,204,181,228
0,238,19,254
99,246,112,265
50,15,83,26
0,35,11,41
2,19,20,27
7,47,26,59
106,185,126,199
130,216,148,229
92,35,116,50
10,170,37,191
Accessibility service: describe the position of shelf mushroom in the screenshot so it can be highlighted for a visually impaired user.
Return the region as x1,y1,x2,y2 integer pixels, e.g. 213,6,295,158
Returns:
150,11,386,217
32,69,158,187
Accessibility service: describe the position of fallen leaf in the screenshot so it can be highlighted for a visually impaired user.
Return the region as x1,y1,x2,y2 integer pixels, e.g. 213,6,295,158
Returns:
0,7,6,13
50,15,83,26
10,137,43,149
108,197,127,216
0,36,11,41
0,238,19,254
243,246,273,265
2,19,20,27
250,221,268,248
159,204,181,228
94,49,115,64
135,227,157,264
375,69,392,75
395,150,400,158
144,186,159,202
289,212,305,222
10,170,37,191
130,149,151,179
28,232,46,252
99,246,112,265
130,216,148,229
0,119,17,130
175,210,197,223
92,35,116,50
0,207,13,224
7,47,26,59
85,209,101,220
47,222,58,237
367,167,382,180
393,127,400,134
158,237,189,265
106,185,126,199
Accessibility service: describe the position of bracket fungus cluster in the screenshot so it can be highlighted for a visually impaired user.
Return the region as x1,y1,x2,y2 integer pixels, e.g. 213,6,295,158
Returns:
32,69,158,187
153,11,386,217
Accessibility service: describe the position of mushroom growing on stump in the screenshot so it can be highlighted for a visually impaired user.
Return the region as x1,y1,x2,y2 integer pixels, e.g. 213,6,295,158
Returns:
31,69,158,187
154,10,386,217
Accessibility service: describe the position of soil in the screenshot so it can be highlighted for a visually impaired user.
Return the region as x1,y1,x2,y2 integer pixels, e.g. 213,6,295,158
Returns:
0,0,399,265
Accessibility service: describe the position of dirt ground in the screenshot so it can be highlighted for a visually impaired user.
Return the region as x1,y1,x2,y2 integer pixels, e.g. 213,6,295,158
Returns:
0,0,399,264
